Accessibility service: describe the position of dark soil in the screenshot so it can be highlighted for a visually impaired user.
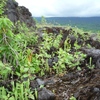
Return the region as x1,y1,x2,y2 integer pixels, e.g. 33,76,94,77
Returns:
45,68,100,100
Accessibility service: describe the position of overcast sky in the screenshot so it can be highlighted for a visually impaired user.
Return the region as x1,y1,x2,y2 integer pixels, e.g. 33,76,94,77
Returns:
16,0,100,17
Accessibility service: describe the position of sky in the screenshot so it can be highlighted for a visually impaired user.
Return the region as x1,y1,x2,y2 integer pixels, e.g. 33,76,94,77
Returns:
16,0,100,17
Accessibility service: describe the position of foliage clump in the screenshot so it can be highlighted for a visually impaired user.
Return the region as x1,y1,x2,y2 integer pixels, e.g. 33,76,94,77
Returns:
0,1,38,99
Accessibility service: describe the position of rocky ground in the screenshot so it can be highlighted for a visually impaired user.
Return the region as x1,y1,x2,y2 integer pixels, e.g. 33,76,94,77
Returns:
22,26,100,100
1,25,100,100
2,0,100,100
30,27,100,100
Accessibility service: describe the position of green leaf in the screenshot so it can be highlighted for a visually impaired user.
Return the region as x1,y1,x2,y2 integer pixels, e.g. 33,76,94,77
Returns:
70,96,76,100
22,74,29,78
16,72,21,77
8,96,15,100
23,68,29,73
0,61,4,67
5,66,11,71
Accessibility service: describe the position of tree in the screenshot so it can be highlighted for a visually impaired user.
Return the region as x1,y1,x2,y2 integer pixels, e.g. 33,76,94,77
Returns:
41,16,47,25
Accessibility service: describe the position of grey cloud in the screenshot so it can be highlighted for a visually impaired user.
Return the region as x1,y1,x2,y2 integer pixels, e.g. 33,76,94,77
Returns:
16,0,100,17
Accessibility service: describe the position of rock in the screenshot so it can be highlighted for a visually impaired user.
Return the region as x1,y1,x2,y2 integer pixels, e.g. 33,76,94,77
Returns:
48,56,58,67
30,79,56,100
18,6,36,27
53,57,58,63
48,58,53,67
38,87,56,100
90,33,99,41
47,47,57,54
4,0,18,23
60,28,72,48
45,79,55,85
4,0,36,27
86,33,100,49
81,48,100,68
81,48,100,58
96,58,100,68
52,27,59,35
30,78,55,89
36,78,45,86
30,80,39,90
68,35,76,46
62,29,71,42
44,27,61,35
93,87,100,93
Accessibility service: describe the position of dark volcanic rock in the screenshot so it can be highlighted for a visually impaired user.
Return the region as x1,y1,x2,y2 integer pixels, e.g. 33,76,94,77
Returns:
44,27,61,35
48,56,58,67
96,58,100,68
38,87,56,100
4,0,18,23
18,6,36,27
81,48,100,58
4,0,36,27
36,78,45,86
85,33,100,49
81,48,100,68
30,79,56,100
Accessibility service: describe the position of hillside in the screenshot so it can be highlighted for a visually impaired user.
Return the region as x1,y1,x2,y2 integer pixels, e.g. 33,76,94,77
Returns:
35,17,100,32
0,0,100,100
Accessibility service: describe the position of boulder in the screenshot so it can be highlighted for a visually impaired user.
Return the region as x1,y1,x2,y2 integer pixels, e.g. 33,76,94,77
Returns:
4,0,36,27
85,33,100,49
30,78,56,100
81,48,100,68
38,87,56,100
81,48,100,58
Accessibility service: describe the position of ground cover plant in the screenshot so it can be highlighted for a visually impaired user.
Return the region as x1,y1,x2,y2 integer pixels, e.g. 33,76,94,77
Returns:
0,0,100,100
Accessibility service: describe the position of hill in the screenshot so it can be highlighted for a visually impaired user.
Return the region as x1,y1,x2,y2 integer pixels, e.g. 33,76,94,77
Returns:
35,17,100,32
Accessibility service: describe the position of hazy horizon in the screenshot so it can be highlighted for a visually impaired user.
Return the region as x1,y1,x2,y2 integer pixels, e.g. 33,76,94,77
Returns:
34,16,100,18
35,17,100,32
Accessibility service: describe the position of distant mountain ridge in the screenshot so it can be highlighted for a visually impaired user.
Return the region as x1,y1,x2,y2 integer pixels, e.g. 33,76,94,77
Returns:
35,17,100,32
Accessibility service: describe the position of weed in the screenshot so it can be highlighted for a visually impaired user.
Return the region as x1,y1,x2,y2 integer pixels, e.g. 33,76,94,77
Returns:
0,80,35,100
0,61,12,79
70,96,76,100
87,57,94,69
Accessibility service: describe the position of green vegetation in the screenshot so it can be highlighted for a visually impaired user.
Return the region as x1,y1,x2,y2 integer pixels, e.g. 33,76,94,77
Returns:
0,0,6,16
0,1,99,99
0,1,38,99
70,96,76,100
0,80,35,100
35,17,100,33
41,16,47,25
